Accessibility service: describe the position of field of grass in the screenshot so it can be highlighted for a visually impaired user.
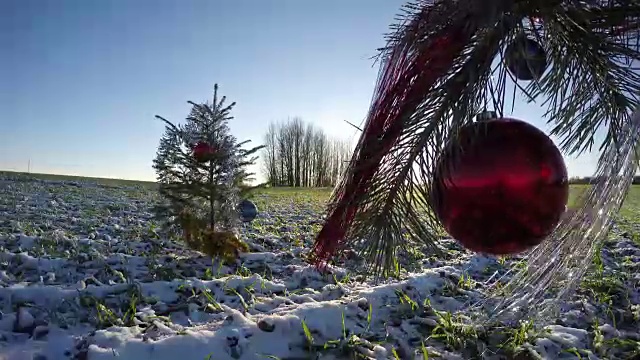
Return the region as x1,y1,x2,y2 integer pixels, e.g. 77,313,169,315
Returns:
5,170,639,212
0,170,638,360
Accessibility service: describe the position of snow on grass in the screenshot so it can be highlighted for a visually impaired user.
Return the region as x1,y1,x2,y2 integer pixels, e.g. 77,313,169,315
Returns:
0,173,639,359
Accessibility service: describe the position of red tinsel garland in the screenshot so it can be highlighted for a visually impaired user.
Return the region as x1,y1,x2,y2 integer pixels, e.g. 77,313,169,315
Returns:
312,24,472,266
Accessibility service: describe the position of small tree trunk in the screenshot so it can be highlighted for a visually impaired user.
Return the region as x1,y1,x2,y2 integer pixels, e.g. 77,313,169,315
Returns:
209,159,215,230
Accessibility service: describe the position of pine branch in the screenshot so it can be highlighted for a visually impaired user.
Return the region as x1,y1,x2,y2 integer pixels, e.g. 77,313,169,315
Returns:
155,115,180,132
524,4,640,155
315,0,640,281
315,0,511,277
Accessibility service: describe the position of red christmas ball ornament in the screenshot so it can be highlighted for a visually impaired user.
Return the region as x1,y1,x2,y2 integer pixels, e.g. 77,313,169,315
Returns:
429,118,569,255
193,141,215,163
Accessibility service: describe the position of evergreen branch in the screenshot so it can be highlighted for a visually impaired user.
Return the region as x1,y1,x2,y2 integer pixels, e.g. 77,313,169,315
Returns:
530,4,640,154
316,0,640,282
237,145,265,161
317,0,513,277
155,115,180,132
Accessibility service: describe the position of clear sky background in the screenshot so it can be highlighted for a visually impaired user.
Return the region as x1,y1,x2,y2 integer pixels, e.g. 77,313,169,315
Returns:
1,0,601,183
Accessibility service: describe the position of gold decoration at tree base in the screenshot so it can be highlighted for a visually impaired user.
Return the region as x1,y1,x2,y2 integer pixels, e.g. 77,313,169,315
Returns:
178,209,248,264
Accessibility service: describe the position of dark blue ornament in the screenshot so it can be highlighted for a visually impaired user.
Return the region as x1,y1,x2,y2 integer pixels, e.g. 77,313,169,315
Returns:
505,36,548,81
239,199,258,222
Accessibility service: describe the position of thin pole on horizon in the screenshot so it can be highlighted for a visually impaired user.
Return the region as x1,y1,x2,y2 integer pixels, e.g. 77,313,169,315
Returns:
344,120,363,132
28,159,31,173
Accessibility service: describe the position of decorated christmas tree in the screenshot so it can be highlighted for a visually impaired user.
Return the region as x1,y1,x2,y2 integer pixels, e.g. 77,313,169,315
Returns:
310,0,640,323
153,84,263,263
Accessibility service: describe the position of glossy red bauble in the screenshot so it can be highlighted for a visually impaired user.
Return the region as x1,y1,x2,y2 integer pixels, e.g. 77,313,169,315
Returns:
429,118,569,255
193,142,215,163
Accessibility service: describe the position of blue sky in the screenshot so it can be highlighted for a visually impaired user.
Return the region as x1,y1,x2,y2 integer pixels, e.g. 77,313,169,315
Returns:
1,0,600,182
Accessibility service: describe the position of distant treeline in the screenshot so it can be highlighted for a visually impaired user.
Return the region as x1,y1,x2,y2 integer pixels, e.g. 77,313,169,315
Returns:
260,123,640,188
569,176,640,184
262,117,352,188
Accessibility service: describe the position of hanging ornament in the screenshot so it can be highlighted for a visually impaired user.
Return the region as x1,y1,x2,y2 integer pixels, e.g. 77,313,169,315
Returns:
238,199,258,222
476,110,497,122
429,118,569,255
505,35,548,81
193,141,215,163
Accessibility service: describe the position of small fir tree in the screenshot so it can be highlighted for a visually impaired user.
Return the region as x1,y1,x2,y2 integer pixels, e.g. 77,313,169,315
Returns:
152,84,264,263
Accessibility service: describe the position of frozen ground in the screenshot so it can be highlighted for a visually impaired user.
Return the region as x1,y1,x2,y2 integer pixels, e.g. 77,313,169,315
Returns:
0,174,638,360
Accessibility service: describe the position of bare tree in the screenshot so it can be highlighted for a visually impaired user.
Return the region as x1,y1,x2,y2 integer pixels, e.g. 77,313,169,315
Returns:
291,118,304,187
261,117,352,187
302,123,314,187
262,122,278,185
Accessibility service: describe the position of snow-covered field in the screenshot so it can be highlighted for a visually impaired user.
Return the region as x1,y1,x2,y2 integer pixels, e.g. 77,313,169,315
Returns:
0,173,638,360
